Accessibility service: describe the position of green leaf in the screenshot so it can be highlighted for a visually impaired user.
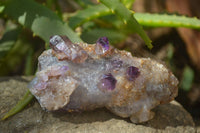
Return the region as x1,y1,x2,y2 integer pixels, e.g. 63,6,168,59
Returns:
3,0,82,43
46,0,62,19
0,37,31,76
25,48,34,75
135,13,200,30
96,0,152,49
69,0,152,48
0,6,5,13
69,6,200,30
122,0,135,9
0,28,20,60
69,4,200,40
69,4,110,29
180,66,194,91
69,0,135,29
2,90,34,120
81,28,126,44
75,0,95,8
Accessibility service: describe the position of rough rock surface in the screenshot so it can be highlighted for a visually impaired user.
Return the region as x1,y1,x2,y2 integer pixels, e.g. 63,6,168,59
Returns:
0,76,196,133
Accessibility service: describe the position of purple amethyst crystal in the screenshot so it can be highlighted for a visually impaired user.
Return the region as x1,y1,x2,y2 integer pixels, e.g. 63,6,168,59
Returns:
95,37,110,55
97,37,109,50
126,66,140,81
98,73,117,92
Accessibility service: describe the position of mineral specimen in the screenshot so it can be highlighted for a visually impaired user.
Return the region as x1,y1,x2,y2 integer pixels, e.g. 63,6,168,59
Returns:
29,35,179,123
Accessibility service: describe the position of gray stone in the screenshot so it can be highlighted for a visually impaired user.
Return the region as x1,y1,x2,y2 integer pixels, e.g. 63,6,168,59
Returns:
0,76,196,133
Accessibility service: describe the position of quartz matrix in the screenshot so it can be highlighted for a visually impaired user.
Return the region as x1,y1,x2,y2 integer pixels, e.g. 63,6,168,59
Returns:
29,35,178,123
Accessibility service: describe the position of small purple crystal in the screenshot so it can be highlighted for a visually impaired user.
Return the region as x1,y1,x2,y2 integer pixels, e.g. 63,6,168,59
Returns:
126,66,140,81
95,37,110,55
99,73,117,91
97,37,109,50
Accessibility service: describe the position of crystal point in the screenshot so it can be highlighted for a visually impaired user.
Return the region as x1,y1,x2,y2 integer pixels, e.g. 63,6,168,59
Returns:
50,35,88,63
95,37,110,55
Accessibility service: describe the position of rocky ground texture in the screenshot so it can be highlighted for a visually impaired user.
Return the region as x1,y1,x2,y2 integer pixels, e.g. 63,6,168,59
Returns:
0,76,199,133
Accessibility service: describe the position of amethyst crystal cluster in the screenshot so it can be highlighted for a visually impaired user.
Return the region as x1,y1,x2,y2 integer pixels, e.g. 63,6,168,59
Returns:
29,35,178,123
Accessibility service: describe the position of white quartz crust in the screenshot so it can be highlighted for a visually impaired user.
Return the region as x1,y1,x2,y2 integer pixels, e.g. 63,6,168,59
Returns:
29,36,178,123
